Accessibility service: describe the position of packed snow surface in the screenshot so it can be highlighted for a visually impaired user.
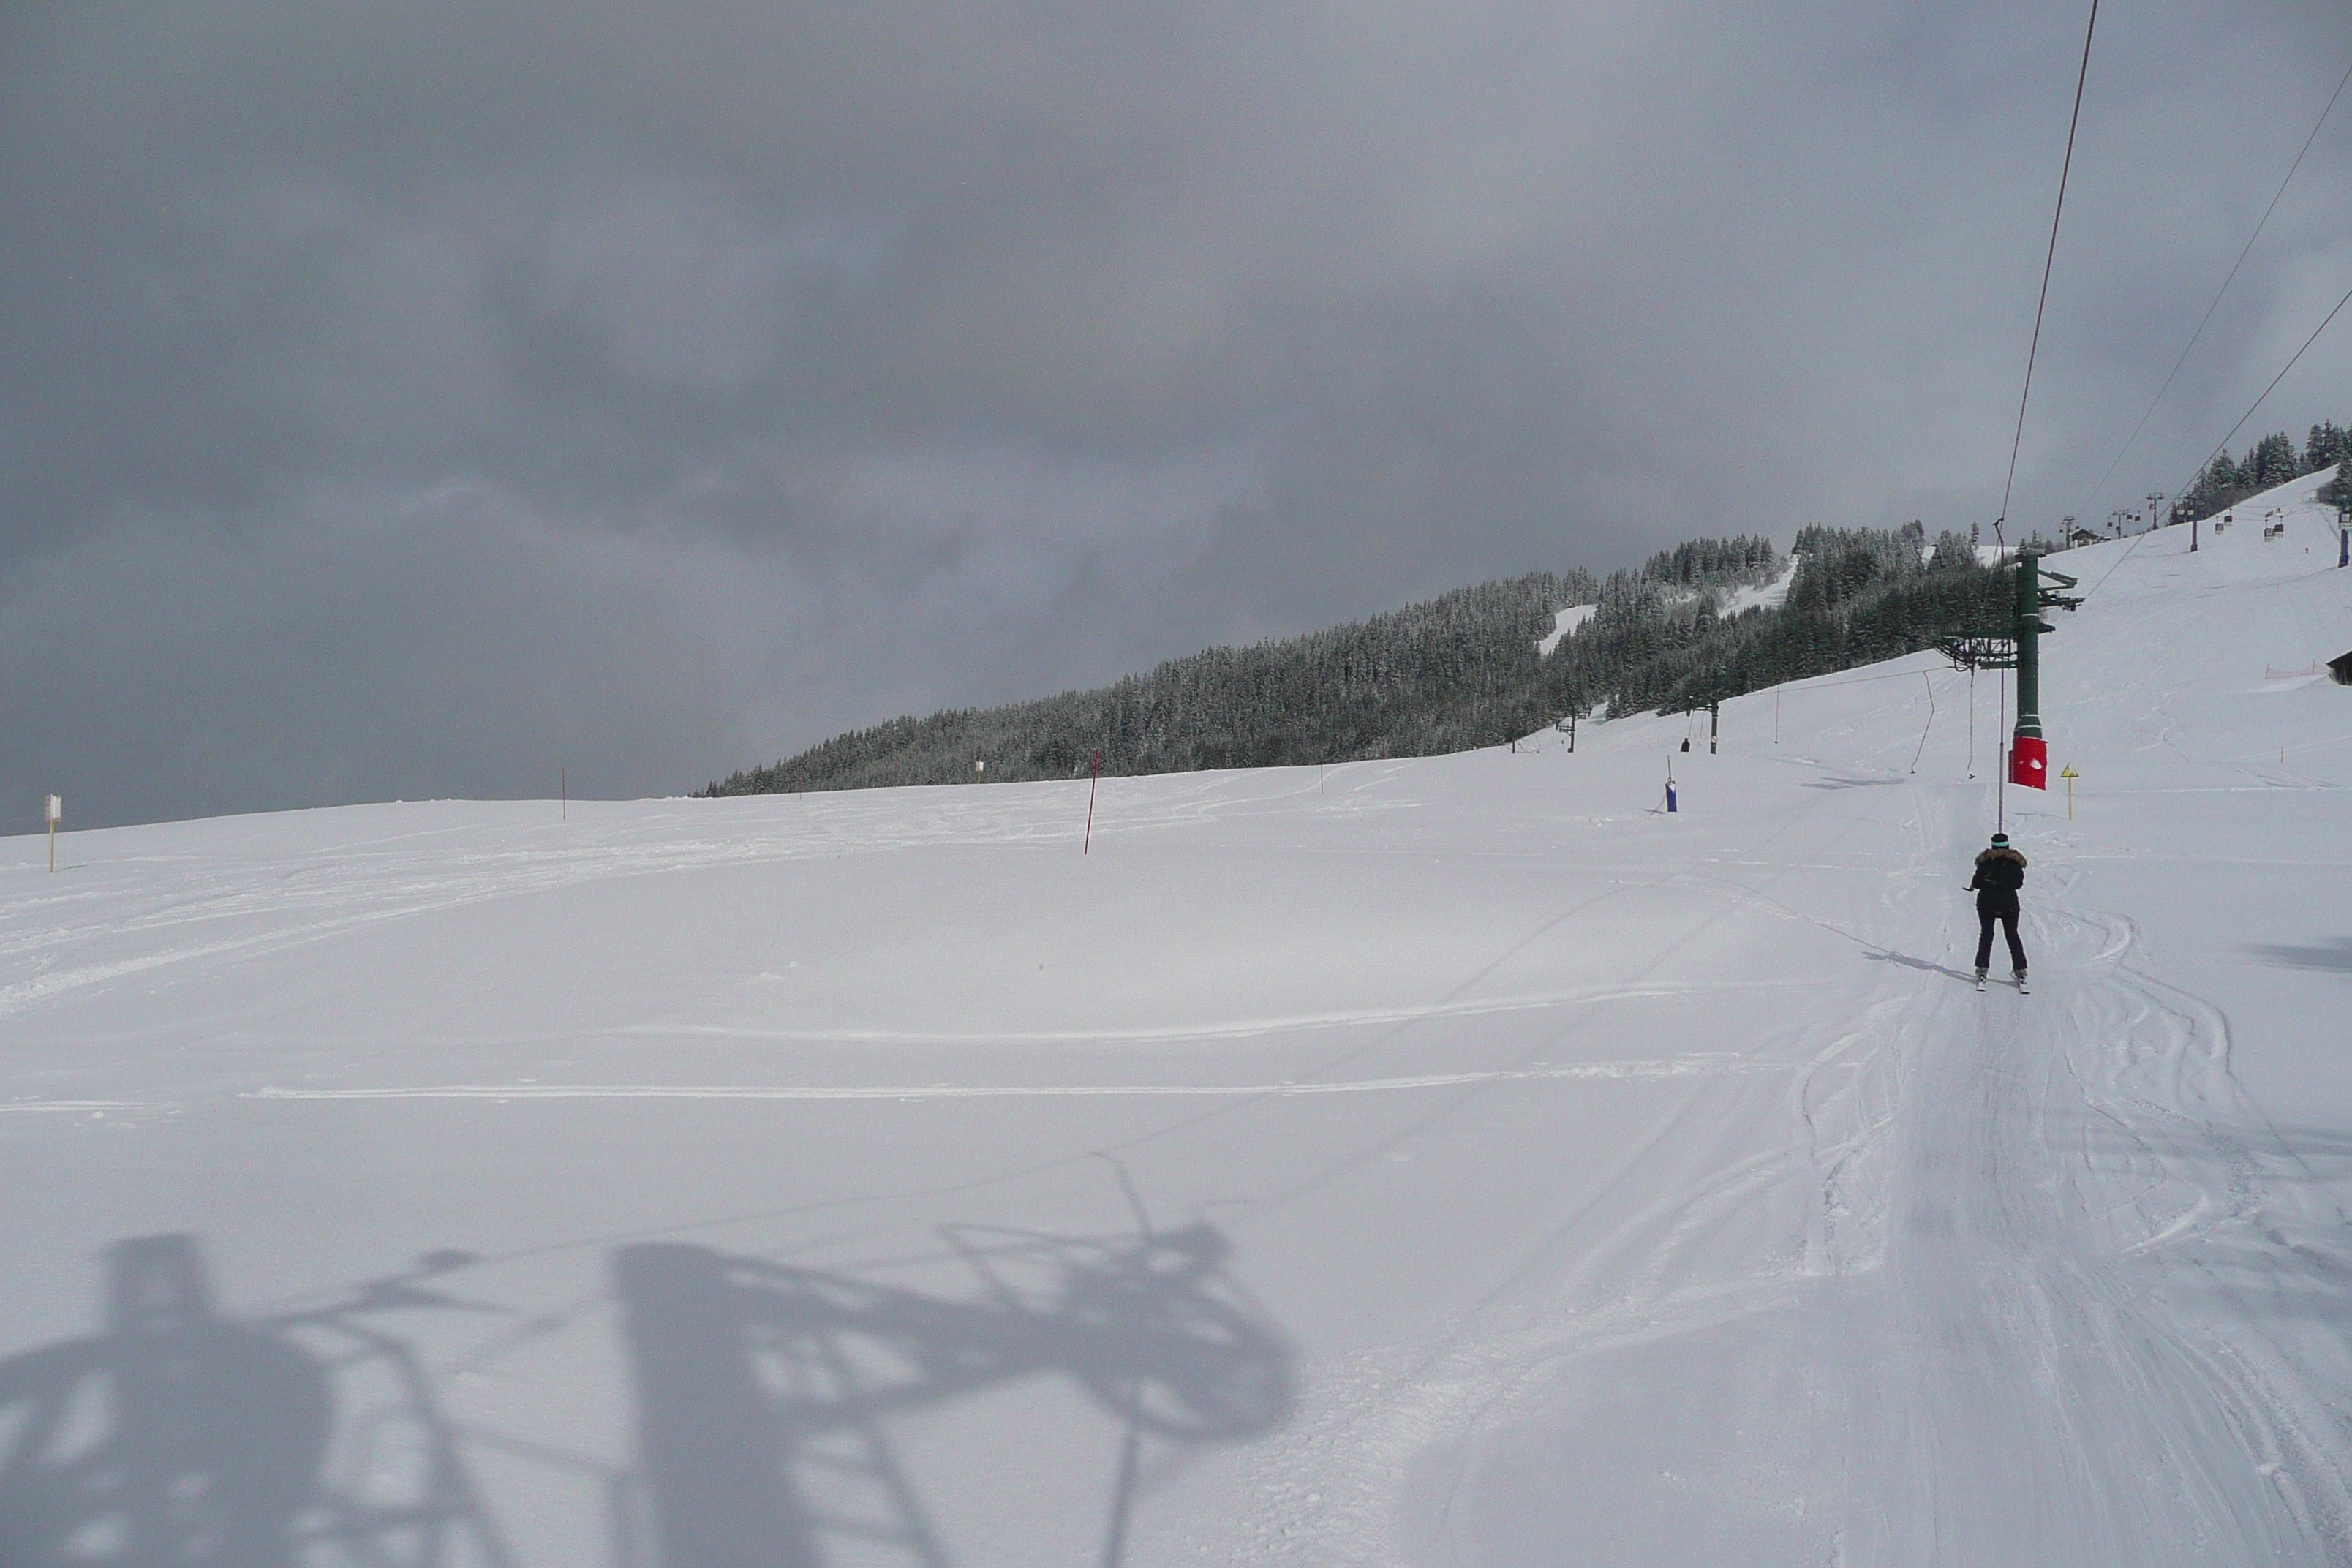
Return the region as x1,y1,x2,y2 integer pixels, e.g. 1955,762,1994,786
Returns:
6,473,2352,1566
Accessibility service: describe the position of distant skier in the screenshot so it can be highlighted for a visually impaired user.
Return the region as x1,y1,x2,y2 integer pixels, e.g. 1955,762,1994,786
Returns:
1967,833,2029,991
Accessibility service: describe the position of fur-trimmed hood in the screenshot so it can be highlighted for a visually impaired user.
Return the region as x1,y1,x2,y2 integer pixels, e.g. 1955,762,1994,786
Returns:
1970,845,2027,899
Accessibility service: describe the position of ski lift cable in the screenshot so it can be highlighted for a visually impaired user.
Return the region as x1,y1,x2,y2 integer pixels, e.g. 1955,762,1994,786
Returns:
1994,0,2103,547
2172,279,2352,501
2082,271,2352,606
2076,524,2153,607
2079,57,2352,520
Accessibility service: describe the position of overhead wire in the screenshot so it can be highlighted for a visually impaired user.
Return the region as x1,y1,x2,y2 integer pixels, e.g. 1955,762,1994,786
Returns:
2081,59,2352,520
1994,0,2103,546
1974,0,2103,834
2172,282,2352,502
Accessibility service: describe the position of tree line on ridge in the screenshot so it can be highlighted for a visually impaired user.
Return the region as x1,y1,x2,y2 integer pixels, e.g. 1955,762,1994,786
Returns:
699,526,2028,796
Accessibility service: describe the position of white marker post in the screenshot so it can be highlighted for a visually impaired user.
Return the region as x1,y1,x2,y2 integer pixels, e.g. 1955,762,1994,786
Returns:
45,794,61,872
975,761,984,783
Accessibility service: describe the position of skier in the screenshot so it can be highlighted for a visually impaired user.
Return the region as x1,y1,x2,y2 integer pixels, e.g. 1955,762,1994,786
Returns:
1967,832,2029,991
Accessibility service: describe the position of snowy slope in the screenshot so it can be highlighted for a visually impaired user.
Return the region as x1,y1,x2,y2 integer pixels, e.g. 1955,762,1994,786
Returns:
1720,551,1801,615
4,473,2351,1567
1535,603,1596,655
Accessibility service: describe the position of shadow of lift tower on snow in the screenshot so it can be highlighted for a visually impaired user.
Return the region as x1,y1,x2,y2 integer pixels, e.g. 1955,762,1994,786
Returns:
0,1235,513,1567
613,1221,1292,1568
0,1222,1292,1568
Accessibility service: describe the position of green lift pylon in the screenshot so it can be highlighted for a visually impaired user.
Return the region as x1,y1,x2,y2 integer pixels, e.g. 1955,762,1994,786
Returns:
2008,550,2079,789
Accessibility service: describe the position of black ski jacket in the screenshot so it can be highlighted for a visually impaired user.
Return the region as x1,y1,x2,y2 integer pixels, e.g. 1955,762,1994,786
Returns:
1967,847,2027,912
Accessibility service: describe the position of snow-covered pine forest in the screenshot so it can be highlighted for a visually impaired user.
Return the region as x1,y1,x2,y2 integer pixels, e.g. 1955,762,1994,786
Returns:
701,529,1988,794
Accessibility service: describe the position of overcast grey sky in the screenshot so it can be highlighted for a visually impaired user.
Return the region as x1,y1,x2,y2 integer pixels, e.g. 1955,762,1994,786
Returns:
4,1,2347,828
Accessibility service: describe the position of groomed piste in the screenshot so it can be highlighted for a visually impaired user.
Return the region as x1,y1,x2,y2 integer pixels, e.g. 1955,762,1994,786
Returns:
4,470,2350,1564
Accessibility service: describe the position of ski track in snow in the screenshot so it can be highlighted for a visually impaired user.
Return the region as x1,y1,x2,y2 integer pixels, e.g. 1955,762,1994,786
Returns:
1240,747,2351,1567
239,1058,1798,1104
1225,480,2352,1567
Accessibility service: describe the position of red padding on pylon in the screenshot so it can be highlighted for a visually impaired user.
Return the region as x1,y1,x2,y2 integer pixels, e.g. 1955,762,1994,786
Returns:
2009,735,2048,789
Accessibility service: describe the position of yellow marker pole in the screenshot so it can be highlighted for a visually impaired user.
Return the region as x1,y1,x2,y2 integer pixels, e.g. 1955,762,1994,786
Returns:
2059,765,2078,820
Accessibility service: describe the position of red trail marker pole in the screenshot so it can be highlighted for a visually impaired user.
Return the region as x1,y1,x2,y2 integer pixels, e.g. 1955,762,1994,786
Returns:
1084,751,1101,854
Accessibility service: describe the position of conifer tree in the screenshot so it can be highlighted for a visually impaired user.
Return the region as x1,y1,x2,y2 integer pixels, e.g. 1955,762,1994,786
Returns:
2250,433,2301,489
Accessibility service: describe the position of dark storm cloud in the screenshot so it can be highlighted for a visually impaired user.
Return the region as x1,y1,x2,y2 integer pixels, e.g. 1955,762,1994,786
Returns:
2,1,2346,826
